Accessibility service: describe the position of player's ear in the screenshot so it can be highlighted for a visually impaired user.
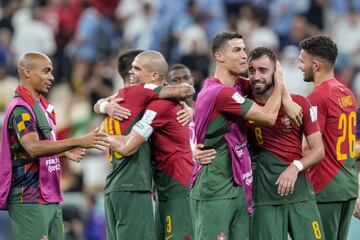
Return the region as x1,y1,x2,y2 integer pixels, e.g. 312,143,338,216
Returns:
313,59,320,72
152,71,160,81
214,51,225,63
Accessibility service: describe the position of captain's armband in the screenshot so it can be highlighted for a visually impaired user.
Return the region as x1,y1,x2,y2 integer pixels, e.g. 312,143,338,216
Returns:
133,120,154,140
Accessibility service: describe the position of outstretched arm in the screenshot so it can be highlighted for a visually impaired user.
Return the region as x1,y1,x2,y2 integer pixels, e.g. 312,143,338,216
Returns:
20,128,109,158
108,131,146,156
108,117,154,156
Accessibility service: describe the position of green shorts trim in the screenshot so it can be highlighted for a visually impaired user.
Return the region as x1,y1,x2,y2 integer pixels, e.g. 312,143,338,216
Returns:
190,187,249,240
251,200,324,240
317,199,356,240
105,191,155,240
8,203,64,240
156,196,193,240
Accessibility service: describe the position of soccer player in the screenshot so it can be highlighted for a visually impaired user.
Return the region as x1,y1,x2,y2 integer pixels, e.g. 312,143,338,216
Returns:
168,63,197,152
98,50,195,240
0,52,109,240
299,35,358,239
94,49,144,121
246,47,324,239
105,55,195,240
189,32,287,239
168,63,195,87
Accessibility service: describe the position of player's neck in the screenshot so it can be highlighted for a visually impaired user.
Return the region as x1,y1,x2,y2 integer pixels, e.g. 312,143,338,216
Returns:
213,66,237,86
314,71,335,87
253,88,273,104
21,82,40,99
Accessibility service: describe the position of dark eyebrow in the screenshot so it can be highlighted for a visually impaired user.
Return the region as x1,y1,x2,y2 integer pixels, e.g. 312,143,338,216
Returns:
43,67,52,72
258,67,268,71
233,47,245,52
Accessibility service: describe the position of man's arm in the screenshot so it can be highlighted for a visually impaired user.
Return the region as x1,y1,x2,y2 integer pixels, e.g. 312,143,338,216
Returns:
20,128,109,158
244,61,283,126
108,131,146,156
158,83,195,100
276,131,324,196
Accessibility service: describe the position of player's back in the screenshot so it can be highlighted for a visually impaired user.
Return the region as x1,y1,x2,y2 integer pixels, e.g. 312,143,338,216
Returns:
307,79,358,202
145,99,193,200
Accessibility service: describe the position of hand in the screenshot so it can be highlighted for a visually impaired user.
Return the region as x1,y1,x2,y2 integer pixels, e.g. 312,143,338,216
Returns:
176,101,193,125
353,197,360,219
63,148,86,163
275,164,299,196
194,144,216,165
283,100,303,127
105,98,131,121
78,128,110,151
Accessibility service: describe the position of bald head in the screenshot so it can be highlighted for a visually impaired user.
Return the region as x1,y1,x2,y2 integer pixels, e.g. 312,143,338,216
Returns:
17,52,54,97
136,51,168,78
18,52,52,80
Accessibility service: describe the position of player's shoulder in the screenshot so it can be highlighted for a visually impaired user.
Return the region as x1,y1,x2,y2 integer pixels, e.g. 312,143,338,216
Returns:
218,86,238,98
11,105,32,117
291,94,310,105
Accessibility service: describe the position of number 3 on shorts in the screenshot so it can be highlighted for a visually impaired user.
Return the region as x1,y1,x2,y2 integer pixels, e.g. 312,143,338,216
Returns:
166,215,172,233
312,221,322,239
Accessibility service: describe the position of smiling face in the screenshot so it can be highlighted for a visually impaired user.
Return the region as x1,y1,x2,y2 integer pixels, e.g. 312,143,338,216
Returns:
128,55,153,85
217,38,248,76
298,49,315,83
248,55,275,95
28,56,54,95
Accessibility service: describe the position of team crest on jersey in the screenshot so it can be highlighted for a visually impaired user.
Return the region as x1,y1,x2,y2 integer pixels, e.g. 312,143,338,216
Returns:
217,232,227,240
281,116,293,132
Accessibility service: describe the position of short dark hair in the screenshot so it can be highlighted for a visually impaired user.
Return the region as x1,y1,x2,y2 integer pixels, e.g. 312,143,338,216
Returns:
117,49,144,79
211,32,243,56
248,47,277,64
299,35,338,65
169,63,189,72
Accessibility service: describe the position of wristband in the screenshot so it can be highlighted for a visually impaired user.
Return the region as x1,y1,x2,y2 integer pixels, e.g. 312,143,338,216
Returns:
99,101,109,114
133,120,153,140
292,160,304,171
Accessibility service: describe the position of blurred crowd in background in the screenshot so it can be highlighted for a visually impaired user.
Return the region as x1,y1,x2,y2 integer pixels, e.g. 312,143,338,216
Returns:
0,0,360,239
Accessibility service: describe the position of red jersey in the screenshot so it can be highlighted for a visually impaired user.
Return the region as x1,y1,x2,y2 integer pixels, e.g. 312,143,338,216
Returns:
307,79,358,202
142,99,193,200
103,84,161,193
248,95,319,164
247,95,319,205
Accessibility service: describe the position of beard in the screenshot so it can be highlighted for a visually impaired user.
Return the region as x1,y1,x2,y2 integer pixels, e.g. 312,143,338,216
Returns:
303,69,314,82
251,78,274,95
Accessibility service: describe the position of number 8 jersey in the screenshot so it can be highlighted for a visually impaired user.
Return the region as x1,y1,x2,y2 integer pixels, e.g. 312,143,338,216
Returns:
307,79,358,202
